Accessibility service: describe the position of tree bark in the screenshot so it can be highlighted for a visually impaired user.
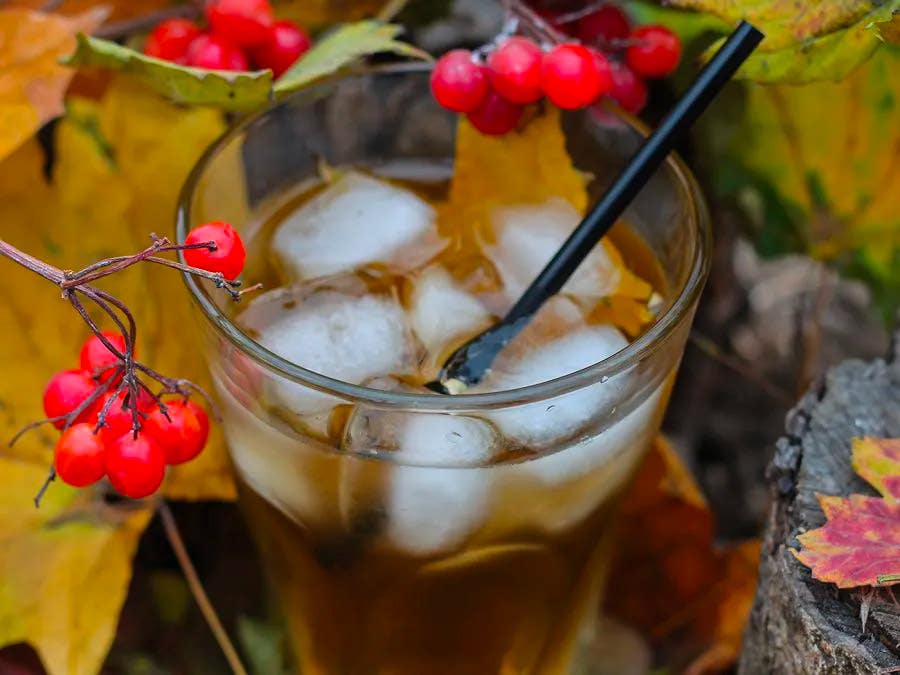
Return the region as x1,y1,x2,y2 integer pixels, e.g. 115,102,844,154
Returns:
739,339,900,674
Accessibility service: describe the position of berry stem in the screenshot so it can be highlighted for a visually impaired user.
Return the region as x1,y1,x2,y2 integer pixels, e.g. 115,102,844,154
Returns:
502,0,565,45
551,1,615,26
0,235,252,503
33,468,56,508
159,502,249,675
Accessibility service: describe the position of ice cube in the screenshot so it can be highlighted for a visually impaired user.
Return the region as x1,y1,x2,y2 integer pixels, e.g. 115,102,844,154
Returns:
341,411,499,555
489,198,621,301
481,325,629,447
409,266,492,359
482,384,664,536
272,171,443,280
239,288,416,415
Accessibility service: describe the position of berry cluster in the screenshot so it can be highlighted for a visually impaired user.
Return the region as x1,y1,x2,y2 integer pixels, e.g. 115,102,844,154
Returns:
45,336,210,499
37,221,246,500
143,0,311,76
430,3,681,135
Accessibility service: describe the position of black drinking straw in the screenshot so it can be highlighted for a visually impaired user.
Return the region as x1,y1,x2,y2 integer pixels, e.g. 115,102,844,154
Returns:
429,20,764,394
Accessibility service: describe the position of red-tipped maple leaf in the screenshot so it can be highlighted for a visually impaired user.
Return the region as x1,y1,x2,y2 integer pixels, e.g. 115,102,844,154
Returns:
852,437,900,502
793,437,900,588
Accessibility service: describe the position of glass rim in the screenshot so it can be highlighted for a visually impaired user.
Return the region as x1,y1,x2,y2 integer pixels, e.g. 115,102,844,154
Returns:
175,63,712,412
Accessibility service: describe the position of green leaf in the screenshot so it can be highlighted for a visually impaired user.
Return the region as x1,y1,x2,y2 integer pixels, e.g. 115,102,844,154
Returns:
698,47,900,322
669,0,900,83
628,1,730,45
274,20,429,94
64,34,272,111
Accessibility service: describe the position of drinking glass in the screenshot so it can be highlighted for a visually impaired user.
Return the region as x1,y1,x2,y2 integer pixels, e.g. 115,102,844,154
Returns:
176,64,710,675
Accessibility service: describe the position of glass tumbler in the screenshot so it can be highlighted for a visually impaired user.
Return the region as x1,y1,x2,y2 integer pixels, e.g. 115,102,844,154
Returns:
176,65,710,675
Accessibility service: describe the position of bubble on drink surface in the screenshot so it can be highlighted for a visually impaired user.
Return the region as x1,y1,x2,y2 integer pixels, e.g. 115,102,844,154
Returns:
238,286,418,416
341,410,501,555
271,171,444,280
479,318,630,448
408,265,493,361
488,198,621,302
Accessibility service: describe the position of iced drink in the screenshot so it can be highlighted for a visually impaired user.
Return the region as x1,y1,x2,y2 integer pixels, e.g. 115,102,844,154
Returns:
178,68,709,675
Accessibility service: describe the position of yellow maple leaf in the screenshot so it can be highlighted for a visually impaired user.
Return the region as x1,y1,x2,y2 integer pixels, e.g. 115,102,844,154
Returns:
443,108,653,332
0,456,153,675
0,77,236,500
0,8,106,164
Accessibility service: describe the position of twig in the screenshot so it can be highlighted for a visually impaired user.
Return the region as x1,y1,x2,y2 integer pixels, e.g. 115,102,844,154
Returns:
94,3,202,40
502,0,563,45
376,0,409,22
552,1,608,25
797,265,832,396
159,502,249,675
689,332,793,404
33,469,56,508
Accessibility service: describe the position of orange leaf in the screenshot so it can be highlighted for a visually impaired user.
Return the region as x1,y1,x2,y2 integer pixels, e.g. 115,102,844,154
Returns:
607,437,760,672
852,437,900,501
0,7,106,162
685,540,761,675
793,493,900,588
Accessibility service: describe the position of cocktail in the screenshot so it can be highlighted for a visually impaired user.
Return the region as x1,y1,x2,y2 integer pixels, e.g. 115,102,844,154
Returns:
177,65,709,674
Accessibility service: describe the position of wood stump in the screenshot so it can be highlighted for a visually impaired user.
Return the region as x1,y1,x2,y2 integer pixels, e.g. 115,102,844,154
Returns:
739,341,900,674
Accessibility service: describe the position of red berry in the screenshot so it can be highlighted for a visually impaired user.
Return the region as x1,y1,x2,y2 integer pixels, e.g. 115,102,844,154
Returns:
541,44,611,110
430,50,490,113
183,221,246,280
206,0,274,48
144,400,210,465
186,34,249,71
608,62,648,114
143,19,202,63
626,25,681,78
43,369,98,429
250,20,311,78
95,391,141,442
577,4,630,44
466,90,524,136
54,423,107,488
79,331,128,381
106,434,166,499
487,37,544,104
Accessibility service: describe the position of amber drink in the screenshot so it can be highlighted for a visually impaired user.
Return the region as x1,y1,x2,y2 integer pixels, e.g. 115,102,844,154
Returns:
177,66,710,675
